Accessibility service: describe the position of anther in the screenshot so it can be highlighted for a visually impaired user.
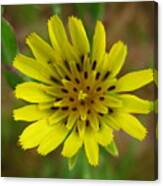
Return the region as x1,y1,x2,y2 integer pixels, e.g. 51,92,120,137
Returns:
92,60,97,70
99,113,104,116
84,71,88,79
95,72,100,80
51,106,59,110
108,107,113,113
86,120,90,127
73,87,78,92
64,60,70,71
96,86,102,92
80,100,85,105
87,109,91,114
50,76,60,84
61,88,68,93
81,55,85,63
102,71,110,80
76,63,81,72
90,100,94,104
86,86,90,91
75,127,79,133
61,106,69,111
99,96,105,101
108,85,116,91
72,107,77,111
75,78,80,84
69,97,74,102
65,75,70,81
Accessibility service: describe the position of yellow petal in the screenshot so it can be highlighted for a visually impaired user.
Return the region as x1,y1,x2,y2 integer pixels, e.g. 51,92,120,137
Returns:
48,110,69,125
116,113,147,141
68,16,90,55
37,123,68,155
96,124,113,146
116,69,153,92
62,130,82,158
48,15,79,62
88,112,99,131
13,104,51,121
104,41,127,76
118,94,153,114
84,127,99,166
92,21,105,64
100,115,120,130
26,33,58,64
93,100,108,114
15,82,54,103
66,112,79,130
13,54,54,84
19,119,50,149
104,94,122,108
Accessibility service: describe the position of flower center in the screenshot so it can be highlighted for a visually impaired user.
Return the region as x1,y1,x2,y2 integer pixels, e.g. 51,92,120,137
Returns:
78,90,88,101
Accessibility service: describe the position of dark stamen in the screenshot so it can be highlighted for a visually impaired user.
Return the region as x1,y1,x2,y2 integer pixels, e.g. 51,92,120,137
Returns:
65,75,70,81
51,106,59,110
84,71,88,79
90,100,94,104
56,98,62,101
86,120,90,127
64,60,70,71
108,85,116,91
95,72,100,80
108,108,113,113
99,113,104,116
72,107,77,111
99,123,102,129
73,87,78,92
87,109,91,114
75,127,79,133
99,96,105,101
86,86,90,91
80,100,85,105
76,63,81,72
47,60,52,64
92,60,97,70
61,106,69,111
61,88,68,93
96,86,102,92
50,76,60,84
103,71,110,80
75,78,80,84
81,55,84,63
69,97,74,102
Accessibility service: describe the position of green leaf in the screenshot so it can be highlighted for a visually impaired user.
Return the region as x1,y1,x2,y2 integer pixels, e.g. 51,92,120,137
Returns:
2,18,24,88
105,140,119,157
1,18,18,64
68,154,79,171
3,67,23,88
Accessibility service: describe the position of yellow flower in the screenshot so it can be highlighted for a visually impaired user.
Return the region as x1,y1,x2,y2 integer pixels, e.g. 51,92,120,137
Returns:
13,15,153,166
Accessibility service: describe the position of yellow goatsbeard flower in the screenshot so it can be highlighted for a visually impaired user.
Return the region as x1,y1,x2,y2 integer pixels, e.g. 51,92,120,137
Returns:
13,15,153,166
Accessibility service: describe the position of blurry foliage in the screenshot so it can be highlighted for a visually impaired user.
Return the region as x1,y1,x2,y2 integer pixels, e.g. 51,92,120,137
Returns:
1,2,156,180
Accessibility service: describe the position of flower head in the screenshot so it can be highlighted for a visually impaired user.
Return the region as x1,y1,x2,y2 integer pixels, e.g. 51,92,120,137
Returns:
13,15,153,166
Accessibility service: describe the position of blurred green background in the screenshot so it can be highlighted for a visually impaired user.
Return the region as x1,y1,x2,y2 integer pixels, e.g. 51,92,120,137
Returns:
1,2,157,180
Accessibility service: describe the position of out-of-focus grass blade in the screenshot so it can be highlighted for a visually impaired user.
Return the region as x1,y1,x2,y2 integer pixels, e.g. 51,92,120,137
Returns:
52,4,62,16
89,3,105,22
2,18,23,88
105,140,119,157
68,154,78,171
